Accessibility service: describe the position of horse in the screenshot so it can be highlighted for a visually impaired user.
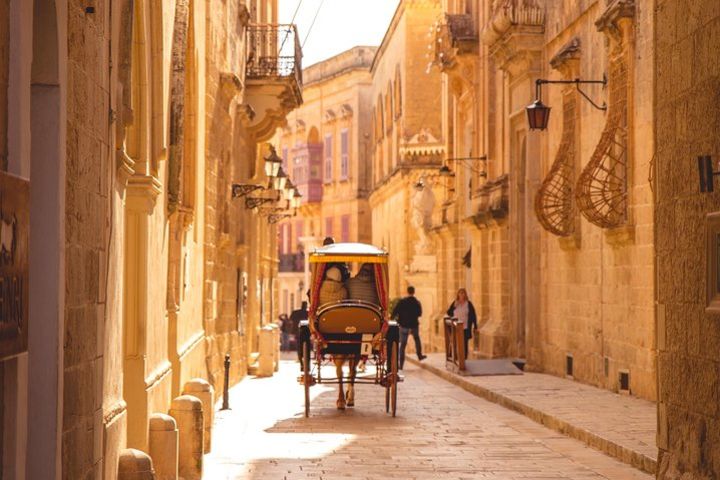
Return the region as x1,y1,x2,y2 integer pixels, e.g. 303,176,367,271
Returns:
333,354,358,409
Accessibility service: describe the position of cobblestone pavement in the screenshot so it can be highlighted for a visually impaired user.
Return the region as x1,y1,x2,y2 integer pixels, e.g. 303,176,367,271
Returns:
205,358,652,480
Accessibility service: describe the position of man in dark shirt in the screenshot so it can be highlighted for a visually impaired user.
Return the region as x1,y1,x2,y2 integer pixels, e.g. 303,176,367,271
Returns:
391,286,427,369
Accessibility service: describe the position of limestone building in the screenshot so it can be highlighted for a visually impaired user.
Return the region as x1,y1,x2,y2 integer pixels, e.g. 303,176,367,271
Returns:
426,0,656,401
368,0,445,346
0,0,301,478
654,1,720,477
275,46,375,315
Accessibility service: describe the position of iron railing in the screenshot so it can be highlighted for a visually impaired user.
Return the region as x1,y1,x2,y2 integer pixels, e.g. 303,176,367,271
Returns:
246,24,302,87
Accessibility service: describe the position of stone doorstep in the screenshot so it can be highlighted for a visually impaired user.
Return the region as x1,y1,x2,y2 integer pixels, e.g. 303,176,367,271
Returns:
407,357,657,476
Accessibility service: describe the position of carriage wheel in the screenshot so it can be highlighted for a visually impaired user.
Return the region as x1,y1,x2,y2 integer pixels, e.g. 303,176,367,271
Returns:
303,341,311,418
390,341,398,417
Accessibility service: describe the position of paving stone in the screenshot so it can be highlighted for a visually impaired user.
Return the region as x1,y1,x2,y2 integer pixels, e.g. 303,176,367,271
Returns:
205,358,652,479
409,354,657,475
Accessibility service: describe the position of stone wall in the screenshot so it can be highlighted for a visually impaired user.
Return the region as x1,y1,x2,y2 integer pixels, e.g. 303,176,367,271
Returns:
655,0,720,477
0,0,8,171
64,0,111,477
203,0,250,392
534,0,656,401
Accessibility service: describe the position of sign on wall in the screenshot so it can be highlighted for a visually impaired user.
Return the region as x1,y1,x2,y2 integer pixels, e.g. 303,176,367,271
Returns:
0,172,29,360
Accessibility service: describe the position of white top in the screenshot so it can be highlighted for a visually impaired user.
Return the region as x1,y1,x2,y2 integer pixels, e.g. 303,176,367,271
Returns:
454,301,469,329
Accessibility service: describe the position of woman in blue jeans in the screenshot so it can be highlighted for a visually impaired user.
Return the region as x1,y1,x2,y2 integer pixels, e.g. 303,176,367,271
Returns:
446,288,477,359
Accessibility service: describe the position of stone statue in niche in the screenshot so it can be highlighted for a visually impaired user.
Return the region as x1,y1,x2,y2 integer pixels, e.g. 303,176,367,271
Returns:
411,177,436,256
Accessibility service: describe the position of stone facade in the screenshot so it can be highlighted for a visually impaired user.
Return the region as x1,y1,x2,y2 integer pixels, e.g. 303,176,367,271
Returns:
655,0,720,478
369,0,445,348
424,0,656,401
275,46,375,315
0,0,300,478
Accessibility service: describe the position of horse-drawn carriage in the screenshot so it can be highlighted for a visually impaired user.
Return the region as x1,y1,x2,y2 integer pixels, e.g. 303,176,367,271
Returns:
298,242,401,417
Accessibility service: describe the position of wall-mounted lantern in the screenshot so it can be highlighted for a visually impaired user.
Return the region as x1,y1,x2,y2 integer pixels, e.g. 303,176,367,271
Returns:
232,145,285,198
527,77,607,131
264,146,283,178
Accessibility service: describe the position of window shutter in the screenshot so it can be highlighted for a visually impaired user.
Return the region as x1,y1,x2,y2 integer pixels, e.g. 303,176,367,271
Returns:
341,130,349,179
341,215,350,242
324,134,333,183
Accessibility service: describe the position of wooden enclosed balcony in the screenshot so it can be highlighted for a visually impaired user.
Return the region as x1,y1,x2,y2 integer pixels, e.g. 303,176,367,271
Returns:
243,24,304,141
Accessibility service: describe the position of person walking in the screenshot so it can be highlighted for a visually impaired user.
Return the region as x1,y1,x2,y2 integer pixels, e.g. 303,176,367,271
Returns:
278,313,290,351
290,301,309,368
392,286,427,369
446,288,477,359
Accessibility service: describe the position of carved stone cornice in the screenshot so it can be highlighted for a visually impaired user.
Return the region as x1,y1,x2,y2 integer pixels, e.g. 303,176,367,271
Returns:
550,37,581,78
595,0,635,51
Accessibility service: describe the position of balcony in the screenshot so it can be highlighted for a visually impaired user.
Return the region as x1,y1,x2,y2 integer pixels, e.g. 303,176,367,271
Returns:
242,24,304,141
432,14,478,72
279,252,305,273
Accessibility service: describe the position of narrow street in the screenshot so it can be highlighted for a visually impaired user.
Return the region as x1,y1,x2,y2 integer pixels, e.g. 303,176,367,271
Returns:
205,357,651,480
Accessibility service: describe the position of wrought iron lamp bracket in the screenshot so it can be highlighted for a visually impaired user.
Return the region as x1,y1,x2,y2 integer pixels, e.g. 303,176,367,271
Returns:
232,183,265,198
245,196,275,210
448,156,488,178
536,76,608,111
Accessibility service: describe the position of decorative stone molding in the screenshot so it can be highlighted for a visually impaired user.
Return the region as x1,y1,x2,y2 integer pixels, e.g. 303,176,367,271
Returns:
481,0,545,76
575,0,634,229
293,119,305,135
323,108,336,123
339,103,353,119
237,103,256,124
126,174,162,213
535,38,581,237
168,0,190,214
399,128,445,160
218,72,243,107
468,174,510,229
115,0,136,186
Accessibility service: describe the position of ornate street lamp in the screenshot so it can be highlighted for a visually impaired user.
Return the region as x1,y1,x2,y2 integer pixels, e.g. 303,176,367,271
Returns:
526,98,551,131
527,77,607,131
273,167,288,191
264,145,283,178
291,187,302,209
283,179,295,202
232,144,284,198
